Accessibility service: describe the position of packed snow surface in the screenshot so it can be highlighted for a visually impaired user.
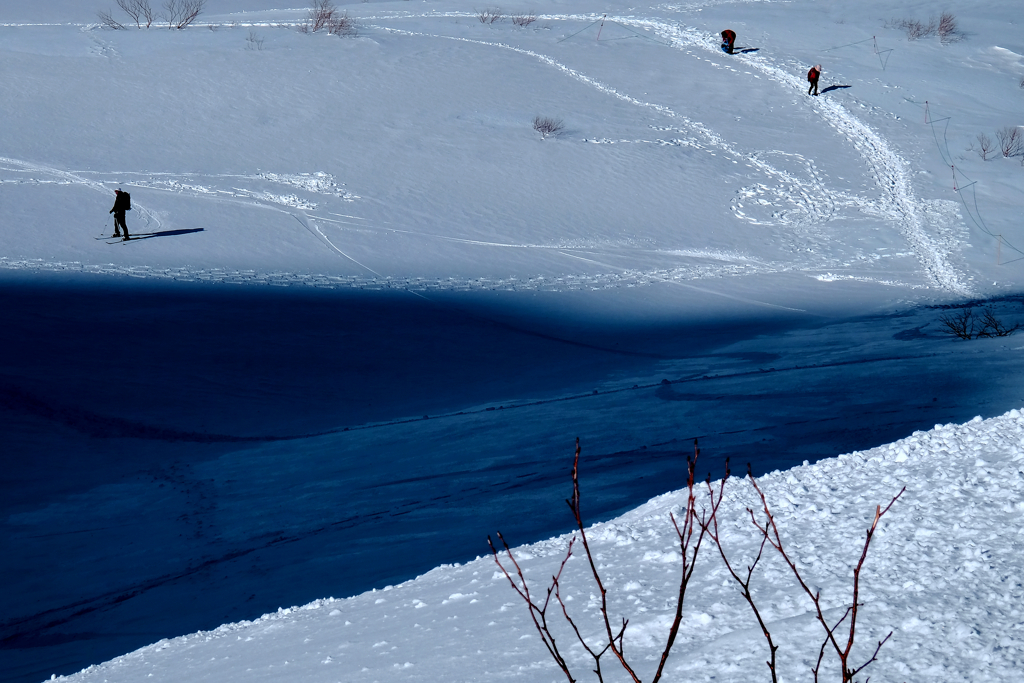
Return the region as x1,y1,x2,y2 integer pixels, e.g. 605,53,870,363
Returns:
2,0,1024,681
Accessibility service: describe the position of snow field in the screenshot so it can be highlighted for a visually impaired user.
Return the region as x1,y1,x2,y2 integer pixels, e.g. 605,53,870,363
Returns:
6,0,1020,303
54,408,1024,683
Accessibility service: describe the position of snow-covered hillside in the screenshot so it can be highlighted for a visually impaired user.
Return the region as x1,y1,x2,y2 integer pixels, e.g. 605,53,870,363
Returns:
2,0,1024,681
59,409,1024,683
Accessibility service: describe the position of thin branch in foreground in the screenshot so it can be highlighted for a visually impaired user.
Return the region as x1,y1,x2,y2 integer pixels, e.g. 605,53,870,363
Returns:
746,464,904,683
705,458,779,683
490,437,709,683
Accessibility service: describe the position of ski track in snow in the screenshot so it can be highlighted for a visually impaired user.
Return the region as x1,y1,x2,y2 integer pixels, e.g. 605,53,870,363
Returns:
0,9,972,297
374,10,972,296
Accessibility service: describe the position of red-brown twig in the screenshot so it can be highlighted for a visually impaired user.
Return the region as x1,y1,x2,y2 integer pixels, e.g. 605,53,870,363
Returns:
651,439,708,683
488,532,577,682
491,437,710,683
746,464,904,683
705,458,779,683
566,437,643,683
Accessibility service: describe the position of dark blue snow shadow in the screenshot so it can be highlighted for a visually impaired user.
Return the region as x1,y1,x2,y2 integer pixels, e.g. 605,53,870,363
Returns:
126,227,205,241
738,47,760,53
820,84,852,94
3,277,1024,682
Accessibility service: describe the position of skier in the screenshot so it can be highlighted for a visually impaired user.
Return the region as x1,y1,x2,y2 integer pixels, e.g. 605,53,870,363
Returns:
720,29,736,54
109,188,131,240
807,64,822,96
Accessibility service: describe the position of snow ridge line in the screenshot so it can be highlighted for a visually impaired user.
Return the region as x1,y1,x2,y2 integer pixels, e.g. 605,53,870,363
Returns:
0,253,800,292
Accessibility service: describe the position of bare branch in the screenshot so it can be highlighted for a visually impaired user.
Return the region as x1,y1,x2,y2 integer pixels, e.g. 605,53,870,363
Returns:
116,0,141,27
487,532,577,682
533,116,565,139
996,126,1023,158
97,9,127,29
747,468,904,682
705,458,779,683
512,12,537,27
163,0,203,29
477,8,505,24
939,308,977,340
978,308,1021,337
976,132,994,160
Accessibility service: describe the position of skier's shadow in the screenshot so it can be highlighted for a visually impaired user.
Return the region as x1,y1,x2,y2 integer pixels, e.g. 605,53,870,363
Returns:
820,84,852,94
737,47,760,53
130,228,205,241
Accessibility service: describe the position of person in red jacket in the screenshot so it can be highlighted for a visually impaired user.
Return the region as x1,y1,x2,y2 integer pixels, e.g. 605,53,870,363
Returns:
807,64,821,96
720,29,736,54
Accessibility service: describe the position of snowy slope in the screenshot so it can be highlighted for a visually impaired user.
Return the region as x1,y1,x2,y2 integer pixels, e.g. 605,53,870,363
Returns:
55,408,1024,683
3,0,1024,681
1,0,1020,299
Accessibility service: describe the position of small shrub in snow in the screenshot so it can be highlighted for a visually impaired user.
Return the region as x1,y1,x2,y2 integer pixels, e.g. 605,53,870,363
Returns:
162,0,204,29
511,12,537,28
996,126,1023,158
246,30,264,50
889,17,935,40
889,13,963,43
939,307,1019,340
97,9,127,29
975,132,995,161
300,1,354,36
936,12,964,43
533,115,564,138
117,0,155,28
477,8,504,25
327,11,355,36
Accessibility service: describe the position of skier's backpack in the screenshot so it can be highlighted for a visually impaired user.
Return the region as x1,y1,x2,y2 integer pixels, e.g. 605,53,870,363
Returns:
124,192,131,210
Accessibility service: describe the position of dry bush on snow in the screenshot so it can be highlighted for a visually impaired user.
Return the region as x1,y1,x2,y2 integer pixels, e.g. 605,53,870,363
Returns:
512,12,537,27
939,308,977,340
996,126,1023,158
163,0,204,29
533,116,564,138
117,0,155,28
299,0,354,36
890,13,962,43
327,11,355,36
890,17,935,40
491,439,904,683
246,29,264,50
936,12,964,43
97,9,127,29
477,8,505,24
939,307,1019,340
978,309,1021,338
975,132,995,160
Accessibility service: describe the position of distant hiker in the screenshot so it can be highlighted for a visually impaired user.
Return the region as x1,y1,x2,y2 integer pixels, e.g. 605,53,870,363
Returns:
109,188,131,240
720,29,736,54
807,65,822,96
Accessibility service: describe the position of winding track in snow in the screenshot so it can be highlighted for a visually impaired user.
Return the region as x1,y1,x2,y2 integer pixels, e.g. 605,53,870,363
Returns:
372,10,971,296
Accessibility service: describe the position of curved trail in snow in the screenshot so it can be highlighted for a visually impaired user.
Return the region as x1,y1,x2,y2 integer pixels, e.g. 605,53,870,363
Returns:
617,15,973,296
372,11,971,296
0,155,164,234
